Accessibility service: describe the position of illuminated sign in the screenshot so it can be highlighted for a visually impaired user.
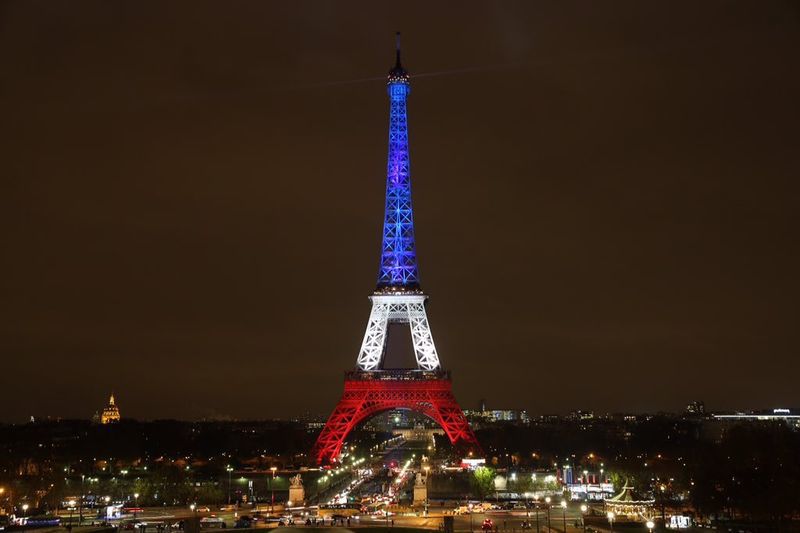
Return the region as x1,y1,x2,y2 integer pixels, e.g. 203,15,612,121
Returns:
668,516,691,529
460,458,486,470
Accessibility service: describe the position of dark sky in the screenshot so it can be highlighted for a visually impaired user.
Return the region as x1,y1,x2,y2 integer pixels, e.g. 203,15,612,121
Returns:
1,1,799,423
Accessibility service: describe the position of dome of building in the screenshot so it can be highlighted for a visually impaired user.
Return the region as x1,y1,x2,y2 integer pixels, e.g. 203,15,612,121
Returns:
100,393,121,424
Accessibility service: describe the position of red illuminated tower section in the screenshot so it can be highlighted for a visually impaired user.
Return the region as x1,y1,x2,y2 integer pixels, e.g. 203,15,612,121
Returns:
312,35,480,464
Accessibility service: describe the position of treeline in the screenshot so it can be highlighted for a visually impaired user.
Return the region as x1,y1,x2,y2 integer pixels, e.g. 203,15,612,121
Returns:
690,424,800,523
0,419,313,466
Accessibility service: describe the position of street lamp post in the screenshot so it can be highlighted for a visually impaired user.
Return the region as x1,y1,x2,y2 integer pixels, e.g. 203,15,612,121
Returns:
580,504,588,533
545,497,551,532
583,470,589,498
133,493,139,519
607,511,615,533
534,499,540,533
79,474,85,525
270,467,277,515
68,500,76,530
561,500,567,533
423,466,430,517
647,520,655,533
226,466,234,505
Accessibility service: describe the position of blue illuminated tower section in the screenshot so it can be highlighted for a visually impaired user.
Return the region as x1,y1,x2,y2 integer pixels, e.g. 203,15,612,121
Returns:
377,34,419,291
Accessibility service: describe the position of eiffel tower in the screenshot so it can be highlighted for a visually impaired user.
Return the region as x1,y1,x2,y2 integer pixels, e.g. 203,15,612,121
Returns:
311,34,480,464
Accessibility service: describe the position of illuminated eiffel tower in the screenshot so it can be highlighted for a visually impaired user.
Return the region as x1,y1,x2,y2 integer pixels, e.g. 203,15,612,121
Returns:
311,34,480,464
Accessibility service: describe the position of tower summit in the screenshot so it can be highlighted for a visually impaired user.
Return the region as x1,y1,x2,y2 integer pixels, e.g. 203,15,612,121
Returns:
311,36,480,464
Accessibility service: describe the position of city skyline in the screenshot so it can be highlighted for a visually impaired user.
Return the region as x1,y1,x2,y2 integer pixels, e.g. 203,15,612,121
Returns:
2,2,799,422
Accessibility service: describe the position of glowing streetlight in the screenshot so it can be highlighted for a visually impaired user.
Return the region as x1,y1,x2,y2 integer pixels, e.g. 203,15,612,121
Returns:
580,504,588,533
226,466,234,505
607,511,615,532
270,467,277,514
647,520,655,533
67,500,76,525
544,497,552,531
560,501,568,533
22,503,29,516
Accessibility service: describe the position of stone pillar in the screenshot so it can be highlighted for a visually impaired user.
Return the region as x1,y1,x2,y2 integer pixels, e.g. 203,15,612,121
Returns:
413,472,428,505
288,474,305,506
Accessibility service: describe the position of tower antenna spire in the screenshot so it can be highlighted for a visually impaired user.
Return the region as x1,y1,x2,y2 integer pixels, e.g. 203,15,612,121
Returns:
395,31,402,68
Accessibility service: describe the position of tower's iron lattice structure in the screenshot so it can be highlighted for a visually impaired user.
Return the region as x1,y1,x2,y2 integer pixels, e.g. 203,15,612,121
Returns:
312,35,480,464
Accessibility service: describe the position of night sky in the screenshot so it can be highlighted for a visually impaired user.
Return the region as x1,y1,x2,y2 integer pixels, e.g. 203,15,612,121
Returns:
2,2,799,423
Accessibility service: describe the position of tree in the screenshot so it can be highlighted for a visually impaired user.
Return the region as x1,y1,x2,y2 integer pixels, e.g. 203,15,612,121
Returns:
470,467,496,500
508,474,532,495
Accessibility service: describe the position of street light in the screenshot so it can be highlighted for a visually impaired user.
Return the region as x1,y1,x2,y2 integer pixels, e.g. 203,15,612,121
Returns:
133,493,139,519
607,511,615,532
580,504,588,532
22,503,29,517
533,497,540,533
226,466,234,505
80,474,85,525
583,470,589,497
423,466,430,517
561,501,567,533
647,520,655,533
544,497,551,532
270,467,277,515
68,500,76,528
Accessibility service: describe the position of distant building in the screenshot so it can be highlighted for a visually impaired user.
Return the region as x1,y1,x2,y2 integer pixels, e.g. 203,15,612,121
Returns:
464,401,529,426
713,407,800,428
100,394,121,424
485,409,529,423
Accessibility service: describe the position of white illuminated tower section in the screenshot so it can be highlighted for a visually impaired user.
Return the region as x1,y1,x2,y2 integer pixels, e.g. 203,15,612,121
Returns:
355,34,440,372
